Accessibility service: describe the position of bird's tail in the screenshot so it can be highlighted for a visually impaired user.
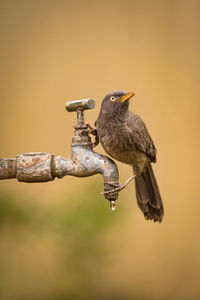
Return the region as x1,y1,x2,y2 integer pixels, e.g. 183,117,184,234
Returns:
134,163,164,222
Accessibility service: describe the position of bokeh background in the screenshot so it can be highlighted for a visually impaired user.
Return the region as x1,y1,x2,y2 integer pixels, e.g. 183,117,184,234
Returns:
0,0,200,299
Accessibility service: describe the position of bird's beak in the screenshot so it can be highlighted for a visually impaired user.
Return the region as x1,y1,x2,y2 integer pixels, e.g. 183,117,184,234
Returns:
119,92,136,102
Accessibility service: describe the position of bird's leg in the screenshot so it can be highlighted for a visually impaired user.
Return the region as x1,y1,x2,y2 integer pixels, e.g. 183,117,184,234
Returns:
85,123,99,147
101,174,136,196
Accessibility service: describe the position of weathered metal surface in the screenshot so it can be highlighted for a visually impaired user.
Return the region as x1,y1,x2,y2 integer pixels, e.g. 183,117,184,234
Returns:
71,124,93,148
53,145,119,201
77,110,84,125
0,148,119,201
0,99,120,203
0,158,16,179
16,152,54,182
66,99,95,112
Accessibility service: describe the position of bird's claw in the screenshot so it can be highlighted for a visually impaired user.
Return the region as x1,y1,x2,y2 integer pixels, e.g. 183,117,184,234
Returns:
101,174,136,196
85,123,99,147
101,183,126,196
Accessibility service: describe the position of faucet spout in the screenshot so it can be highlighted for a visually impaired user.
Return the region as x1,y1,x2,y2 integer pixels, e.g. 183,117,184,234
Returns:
53,145,119,202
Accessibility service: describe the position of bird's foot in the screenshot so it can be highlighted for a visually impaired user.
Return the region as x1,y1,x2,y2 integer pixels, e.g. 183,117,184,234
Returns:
102,183,127,196
101,174,136,196
85,123,99,147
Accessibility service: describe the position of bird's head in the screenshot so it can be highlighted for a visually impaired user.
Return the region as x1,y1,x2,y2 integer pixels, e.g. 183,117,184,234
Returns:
100,90,136,115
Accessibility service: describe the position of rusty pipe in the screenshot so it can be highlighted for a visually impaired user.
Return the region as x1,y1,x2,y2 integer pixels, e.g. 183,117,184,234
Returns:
0,98,120,208
0,150,119,203
54,146,119,202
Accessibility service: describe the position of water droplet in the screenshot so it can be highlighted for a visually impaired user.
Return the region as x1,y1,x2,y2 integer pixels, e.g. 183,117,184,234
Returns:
109,200,116,211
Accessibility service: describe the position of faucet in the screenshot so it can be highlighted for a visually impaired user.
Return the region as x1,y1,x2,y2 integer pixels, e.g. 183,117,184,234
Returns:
0,99,119,210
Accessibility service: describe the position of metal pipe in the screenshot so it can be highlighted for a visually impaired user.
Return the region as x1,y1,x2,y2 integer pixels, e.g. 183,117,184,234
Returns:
0,98,120,206
0,158,16,179
53,146,119,201
0,149,119,202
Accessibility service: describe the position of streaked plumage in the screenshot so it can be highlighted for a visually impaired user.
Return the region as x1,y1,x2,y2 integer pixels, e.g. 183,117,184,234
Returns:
96,90,164,222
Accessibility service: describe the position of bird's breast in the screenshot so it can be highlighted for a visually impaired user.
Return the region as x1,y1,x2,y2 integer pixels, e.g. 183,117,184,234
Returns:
96,117,148,174
97,120,142,164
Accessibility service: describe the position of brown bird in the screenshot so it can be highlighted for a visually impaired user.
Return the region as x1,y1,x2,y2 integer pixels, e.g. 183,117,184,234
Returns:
95,90,164,222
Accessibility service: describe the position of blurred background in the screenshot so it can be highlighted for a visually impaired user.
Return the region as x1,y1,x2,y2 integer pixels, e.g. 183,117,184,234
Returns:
0,0,199,299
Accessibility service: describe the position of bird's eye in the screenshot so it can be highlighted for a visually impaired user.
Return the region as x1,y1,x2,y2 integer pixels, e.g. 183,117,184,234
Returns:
110,96,116,101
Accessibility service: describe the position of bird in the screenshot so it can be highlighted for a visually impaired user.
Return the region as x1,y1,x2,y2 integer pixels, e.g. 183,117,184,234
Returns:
95,90,164,222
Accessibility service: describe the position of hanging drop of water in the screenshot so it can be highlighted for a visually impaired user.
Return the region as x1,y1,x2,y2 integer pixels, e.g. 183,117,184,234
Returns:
109,200,116,211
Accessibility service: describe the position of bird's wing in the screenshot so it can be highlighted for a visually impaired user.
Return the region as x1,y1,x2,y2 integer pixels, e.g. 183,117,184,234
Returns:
126,113,157,162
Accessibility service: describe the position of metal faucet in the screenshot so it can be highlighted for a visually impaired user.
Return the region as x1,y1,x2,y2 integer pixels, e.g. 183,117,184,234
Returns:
0,99,119,210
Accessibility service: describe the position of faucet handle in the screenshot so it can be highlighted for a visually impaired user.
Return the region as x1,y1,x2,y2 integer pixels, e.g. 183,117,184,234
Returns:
66,99,95,112
66,98,95,127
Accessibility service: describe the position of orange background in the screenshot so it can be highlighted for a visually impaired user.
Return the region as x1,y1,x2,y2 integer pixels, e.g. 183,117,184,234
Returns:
0,0,200,299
